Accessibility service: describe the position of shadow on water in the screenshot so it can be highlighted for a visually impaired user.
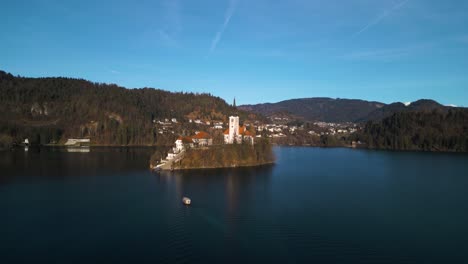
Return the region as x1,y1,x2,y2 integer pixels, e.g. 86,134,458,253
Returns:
0,147,159,185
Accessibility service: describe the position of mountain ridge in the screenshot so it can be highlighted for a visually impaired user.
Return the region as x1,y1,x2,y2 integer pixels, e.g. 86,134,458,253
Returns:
240,97,459,123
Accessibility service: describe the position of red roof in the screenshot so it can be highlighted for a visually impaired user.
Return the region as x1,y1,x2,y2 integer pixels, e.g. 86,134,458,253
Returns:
193,131,212,139
223,126,255,136
239,126,246,134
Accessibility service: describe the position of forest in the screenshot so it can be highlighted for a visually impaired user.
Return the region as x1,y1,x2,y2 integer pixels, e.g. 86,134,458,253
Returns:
0,70,260,148
2,70,467,153
356,109,468,152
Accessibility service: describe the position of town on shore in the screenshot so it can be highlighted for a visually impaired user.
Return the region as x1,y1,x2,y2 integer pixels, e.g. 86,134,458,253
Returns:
2,71,467,153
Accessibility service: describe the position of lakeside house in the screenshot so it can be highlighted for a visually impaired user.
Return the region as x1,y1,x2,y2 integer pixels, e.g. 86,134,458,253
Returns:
175,136,194,152
64,138,90,147
223,116,255,145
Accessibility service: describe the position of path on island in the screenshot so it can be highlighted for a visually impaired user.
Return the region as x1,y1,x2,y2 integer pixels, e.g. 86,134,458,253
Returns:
159,151,185,170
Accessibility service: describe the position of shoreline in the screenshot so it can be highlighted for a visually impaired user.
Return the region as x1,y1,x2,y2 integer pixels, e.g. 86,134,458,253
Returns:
162,161,275,172
10,143,467,154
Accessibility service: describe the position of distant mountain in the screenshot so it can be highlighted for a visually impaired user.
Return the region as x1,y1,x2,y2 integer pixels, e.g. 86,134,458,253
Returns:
359,99,448,122
239,98,386,123
240,98,456,123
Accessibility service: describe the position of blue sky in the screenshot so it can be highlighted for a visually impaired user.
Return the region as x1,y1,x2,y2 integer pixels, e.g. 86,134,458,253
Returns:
2,0,468,106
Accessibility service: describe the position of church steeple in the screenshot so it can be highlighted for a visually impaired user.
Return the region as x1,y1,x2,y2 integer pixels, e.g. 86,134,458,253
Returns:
233,97,236,108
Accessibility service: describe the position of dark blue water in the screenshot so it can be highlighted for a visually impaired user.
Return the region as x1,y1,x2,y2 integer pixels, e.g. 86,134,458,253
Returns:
1,147,468,263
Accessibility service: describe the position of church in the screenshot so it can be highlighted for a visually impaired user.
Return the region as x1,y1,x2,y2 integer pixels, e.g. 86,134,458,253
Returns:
223,116,254,145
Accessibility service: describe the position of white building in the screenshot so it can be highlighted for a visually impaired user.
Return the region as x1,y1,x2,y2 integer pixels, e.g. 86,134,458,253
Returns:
64,139,90,146
224,116,239,144
175,138,184,152
224,116,254,144
175,136,194,153
192,131,213,147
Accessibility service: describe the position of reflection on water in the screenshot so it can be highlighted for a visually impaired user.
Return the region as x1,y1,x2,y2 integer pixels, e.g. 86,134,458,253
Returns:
156,166,274,214
66,146,90,153
0,147,156,184
1,147,468,263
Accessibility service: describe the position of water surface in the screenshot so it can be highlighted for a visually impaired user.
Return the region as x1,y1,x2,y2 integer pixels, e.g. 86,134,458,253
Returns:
1,147,468,263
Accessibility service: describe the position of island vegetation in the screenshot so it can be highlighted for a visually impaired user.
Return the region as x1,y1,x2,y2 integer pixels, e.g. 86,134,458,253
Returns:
151,138,275,170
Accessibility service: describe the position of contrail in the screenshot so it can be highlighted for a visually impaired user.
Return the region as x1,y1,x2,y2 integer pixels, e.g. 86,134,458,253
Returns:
353,0,410,37
210,0,238,52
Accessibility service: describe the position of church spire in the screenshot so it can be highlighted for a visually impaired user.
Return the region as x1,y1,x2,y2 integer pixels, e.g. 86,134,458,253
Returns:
233,97,236,108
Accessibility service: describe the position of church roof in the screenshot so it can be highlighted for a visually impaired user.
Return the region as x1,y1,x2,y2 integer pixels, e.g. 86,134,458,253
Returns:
239,126,244,134
224,126,255,136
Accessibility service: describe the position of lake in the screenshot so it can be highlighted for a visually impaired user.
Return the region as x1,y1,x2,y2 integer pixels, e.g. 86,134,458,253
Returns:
1,147,468,263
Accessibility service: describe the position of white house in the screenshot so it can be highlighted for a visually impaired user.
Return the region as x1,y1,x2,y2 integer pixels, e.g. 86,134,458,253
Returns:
175,136,194,152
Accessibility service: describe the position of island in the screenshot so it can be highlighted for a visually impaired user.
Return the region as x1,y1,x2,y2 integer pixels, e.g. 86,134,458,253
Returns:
150,116,275,171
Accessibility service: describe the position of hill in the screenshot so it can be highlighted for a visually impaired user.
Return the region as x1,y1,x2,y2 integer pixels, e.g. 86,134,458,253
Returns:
356,109,468,152
239,98,385,123
240,97,456,123
359,99,448,122
0,70,261,146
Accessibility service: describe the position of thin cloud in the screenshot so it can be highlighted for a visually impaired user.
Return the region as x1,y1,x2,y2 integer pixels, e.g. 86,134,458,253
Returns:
339,42,435,61
353,0,410,37
154,0,182,47
339,47,411,61
210,0,238,52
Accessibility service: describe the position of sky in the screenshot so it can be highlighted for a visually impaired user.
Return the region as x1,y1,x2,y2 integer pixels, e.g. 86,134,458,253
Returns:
1,0,468,106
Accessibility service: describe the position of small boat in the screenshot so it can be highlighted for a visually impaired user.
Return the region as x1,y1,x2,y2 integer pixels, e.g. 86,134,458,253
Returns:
182,197,191,205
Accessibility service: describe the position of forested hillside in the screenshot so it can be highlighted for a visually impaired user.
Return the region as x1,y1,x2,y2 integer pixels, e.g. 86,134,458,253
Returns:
0,70,259,146
240,97,455,123
239,97,385,122
357,109,468,152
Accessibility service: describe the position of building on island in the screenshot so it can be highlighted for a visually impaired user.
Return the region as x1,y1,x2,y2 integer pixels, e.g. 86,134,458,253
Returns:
175,136,194,152
224,116,254,145
173,132,212,155
192,131,213,147
64,138,90,147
